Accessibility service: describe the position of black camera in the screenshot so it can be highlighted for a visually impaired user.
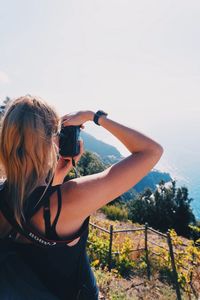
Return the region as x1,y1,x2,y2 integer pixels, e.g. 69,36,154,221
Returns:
58,125,81,157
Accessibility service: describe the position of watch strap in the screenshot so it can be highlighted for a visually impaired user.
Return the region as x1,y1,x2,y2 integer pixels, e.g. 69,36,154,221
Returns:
93,110,108,126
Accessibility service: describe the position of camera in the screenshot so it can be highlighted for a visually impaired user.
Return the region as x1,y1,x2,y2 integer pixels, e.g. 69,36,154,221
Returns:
58,125,81,157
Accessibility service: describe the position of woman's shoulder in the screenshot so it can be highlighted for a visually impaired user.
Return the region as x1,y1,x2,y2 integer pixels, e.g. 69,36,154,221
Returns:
27,181,90,242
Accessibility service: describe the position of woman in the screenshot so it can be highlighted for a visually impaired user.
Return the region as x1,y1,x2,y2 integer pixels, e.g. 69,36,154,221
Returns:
0,95,163,299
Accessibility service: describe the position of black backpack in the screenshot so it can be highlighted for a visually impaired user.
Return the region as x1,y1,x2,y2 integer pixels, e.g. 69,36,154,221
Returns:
0,182,86,300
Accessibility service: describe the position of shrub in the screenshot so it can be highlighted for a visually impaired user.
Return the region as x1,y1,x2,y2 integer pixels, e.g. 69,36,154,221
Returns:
87,222,143,277
87,227,110,268
101,205,128,221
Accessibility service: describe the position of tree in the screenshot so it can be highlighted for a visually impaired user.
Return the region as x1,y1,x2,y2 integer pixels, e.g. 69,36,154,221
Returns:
173,186,196,236
64,150,106,181
77,151,106,175
128,180,196,238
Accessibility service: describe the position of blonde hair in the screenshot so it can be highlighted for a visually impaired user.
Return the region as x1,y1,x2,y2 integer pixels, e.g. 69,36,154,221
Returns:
0,95,60,227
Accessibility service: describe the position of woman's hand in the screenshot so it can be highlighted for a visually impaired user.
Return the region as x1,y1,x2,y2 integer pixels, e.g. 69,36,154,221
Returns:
61,110,94,128
52,139,84,186
51,110,94,185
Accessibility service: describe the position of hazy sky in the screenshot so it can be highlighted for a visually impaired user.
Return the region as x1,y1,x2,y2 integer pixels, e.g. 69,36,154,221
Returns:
0,0,200,184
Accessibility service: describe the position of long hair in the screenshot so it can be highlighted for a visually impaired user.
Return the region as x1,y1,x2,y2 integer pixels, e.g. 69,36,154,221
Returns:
0,95,60,227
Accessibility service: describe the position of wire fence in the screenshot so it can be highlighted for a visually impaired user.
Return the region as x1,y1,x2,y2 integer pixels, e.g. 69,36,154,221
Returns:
88,221,200,300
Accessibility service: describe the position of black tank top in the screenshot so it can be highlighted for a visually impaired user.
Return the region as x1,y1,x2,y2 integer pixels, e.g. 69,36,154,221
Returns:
0,183,92,299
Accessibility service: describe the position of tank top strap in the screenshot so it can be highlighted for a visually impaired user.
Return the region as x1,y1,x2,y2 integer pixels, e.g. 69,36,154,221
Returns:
24,184,61,220
43,185,62,239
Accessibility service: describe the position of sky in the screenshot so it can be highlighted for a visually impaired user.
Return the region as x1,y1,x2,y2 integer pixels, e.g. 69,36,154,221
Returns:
0,0,200,212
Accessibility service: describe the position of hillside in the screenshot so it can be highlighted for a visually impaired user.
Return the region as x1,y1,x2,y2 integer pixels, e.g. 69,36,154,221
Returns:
88,211,200,300
134,169,171,193
80,131,123,163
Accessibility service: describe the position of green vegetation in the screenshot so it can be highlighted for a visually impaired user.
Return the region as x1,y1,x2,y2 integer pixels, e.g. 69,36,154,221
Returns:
127,180,197,238
87,216,200,299
64,150,106,181
77,150,106,175
189,223,200,244
93,267,135,300
93,267,191,300
87,222,137,277
101,205,129,221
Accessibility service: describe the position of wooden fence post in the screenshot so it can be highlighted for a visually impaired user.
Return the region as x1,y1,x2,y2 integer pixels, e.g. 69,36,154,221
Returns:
167,231,182,300
108,225,113,272
145,222,151,280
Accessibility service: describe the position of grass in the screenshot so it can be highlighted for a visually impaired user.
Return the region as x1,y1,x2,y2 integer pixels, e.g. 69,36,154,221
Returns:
93,266,187,300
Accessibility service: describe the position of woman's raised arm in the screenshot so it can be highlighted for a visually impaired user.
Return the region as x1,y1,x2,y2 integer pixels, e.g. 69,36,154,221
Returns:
60,111,164,220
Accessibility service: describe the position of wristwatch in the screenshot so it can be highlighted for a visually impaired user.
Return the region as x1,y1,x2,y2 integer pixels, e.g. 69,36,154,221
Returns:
93,110,108,126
